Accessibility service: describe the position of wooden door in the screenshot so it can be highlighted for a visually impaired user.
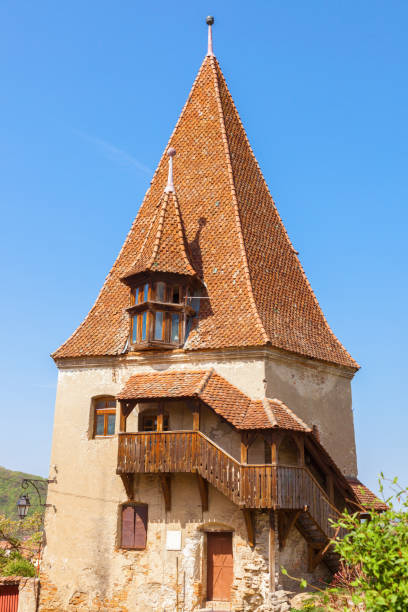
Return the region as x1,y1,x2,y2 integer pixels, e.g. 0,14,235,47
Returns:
207,532,233,601
0,585,19,612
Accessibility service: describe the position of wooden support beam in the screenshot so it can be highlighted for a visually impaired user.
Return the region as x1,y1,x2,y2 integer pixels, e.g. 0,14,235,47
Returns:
120,474,134,500
241,433,248,464
192,408,200,431
156,401,165,432
278,510,302,551
242,509,255,547
308,540,332,572
159,474,171,511
269,510,276,593
119,400,135,433
196,473,208,511
188,400,200,431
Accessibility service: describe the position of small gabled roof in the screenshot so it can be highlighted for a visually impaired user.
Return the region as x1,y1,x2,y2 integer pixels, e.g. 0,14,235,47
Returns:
346,477,389,512
122,190,196,282
242,398,311,432
116,369,311,432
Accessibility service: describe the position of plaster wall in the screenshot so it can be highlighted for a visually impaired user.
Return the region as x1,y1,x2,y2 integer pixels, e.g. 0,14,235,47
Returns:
265,354,357,476
41,472,289,612
41,349,357,610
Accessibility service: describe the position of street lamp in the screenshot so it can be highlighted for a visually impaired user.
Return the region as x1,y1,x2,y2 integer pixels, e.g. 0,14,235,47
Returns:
16,477,57,519
17,494,31,519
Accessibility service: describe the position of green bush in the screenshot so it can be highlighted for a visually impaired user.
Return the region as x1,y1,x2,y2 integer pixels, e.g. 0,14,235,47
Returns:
2,556,35,577
331,475,408,611
283,476,408,612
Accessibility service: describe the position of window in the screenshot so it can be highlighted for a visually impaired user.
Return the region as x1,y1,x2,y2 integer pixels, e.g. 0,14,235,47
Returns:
127,279,197,349
120,504,148,549
132,312,149,344
143,283,149,302
170,313,180,343
154,311,164,340
94,397,116,436
141,414,169,432
155,282,166,302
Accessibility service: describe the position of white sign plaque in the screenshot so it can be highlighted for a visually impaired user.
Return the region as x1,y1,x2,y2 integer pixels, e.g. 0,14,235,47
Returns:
166,530,182,551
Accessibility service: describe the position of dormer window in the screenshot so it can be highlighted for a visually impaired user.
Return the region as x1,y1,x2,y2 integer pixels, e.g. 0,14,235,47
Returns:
120,148,201,352
126,279,195,350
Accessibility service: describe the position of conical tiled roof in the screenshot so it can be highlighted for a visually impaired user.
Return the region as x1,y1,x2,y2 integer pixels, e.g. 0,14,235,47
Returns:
122,190,196,280
53,52,357,369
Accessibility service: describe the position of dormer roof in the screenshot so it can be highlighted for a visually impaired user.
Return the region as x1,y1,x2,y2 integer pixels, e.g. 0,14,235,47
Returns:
121,190,196,283
53,46,358,369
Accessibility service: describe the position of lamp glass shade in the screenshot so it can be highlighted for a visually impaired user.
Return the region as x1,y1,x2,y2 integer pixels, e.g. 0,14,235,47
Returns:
17,494,30,519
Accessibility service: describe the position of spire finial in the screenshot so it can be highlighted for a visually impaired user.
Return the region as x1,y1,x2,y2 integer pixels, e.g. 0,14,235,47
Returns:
206,16,214,57
165,147,176,193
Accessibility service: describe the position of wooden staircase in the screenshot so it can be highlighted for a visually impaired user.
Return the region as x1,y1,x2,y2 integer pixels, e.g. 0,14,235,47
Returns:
117,430,344,571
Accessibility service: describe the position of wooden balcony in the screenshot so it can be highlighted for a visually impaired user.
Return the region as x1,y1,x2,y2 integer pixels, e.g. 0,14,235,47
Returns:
117,431,343,544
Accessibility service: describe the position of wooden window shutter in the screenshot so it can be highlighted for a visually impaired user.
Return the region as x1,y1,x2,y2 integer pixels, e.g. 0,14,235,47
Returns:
121,505,135,548
121,504,148,549
134,504,148,549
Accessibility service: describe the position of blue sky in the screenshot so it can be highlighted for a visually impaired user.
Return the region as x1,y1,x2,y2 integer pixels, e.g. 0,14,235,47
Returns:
0,1,407,500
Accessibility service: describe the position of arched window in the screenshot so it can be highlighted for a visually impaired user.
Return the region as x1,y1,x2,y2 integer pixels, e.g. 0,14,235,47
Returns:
93,397,116,437
278,436,299,465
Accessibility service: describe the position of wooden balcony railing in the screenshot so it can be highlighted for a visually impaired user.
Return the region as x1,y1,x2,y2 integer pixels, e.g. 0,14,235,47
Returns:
117,431,343,540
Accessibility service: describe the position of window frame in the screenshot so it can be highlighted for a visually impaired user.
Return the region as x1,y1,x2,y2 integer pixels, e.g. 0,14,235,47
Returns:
93,397,116,438
127,280,196,349
140,413,169,432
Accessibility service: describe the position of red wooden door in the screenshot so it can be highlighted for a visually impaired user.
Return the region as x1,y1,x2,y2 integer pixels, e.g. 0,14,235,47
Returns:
207,532,233,601
0,585,19,612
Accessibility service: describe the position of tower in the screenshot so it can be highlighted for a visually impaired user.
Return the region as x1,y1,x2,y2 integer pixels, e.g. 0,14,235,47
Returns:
40,18,380,612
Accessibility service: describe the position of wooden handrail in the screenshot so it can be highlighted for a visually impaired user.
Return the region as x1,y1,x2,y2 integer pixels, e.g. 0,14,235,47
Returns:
117,430,343,539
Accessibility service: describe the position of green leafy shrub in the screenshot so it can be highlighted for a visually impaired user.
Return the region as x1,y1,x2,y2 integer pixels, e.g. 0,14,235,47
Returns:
283,476,408,612
331,475,408,611
2,556,35,577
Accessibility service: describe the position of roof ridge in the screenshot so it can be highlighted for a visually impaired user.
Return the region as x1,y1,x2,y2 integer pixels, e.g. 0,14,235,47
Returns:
167,192,196,274
196,367,214,395
268,398,312,431
209,56,268,345
262,397,278,427
148,192,169,265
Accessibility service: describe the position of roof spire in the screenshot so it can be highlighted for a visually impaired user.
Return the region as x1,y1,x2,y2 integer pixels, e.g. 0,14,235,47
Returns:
165,147,176,193
206,16,214,57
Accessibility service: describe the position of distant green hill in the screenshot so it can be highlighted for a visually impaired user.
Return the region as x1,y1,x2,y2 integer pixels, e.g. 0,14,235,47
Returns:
0,466,47,520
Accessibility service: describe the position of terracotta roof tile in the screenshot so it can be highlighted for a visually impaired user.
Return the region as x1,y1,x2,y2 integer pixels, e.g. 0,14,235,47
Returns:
117,369,310,432
53,52,357,369
117,370,207,400
122,191,196,280
241,399,311,432
346,478,388,512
